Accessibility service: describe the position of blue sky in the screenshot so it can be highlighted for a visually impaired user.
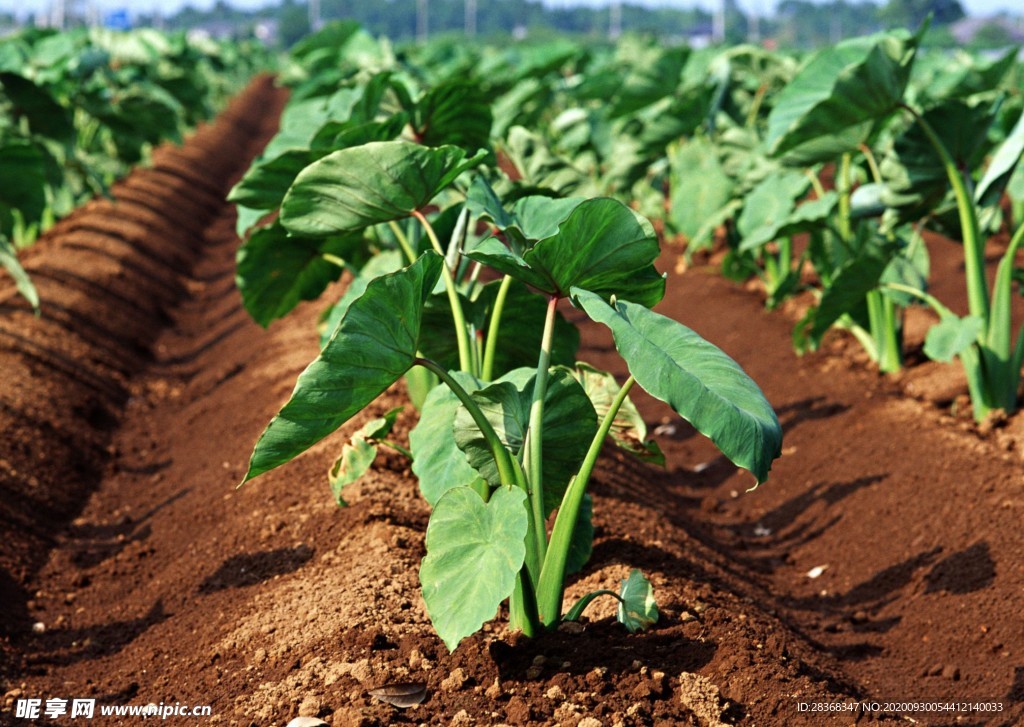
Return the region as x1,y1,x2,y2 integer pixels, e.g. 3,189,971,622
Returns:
6,0,1022,21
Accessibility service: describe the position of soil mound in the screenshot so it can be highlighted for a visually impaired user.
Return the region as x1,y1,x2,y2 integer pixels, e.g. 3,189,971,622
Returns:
0,75,287,689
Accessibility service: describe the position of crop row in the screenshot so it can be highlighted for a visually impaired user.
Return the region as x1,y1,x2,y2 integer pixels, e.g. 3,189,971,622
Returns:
227,21,1024,650
0,26,269,308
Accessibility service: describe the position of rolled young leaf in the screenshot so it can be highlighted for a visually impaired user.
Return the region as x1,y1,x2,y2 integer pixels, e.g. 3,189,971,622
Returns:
574,289,781,483
617,569,659,633
242,252,444,481
280,141,486,236
420,486,528,651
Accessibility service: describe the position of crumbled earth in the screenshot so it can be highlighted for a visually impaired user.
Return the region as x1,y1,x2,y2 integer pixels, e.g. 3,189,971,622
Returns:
0,79,1022,726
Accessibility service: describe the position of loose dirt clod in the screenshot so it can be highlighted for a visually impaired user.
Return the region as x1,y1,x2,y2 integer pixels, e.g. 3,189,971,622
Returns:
678,672,728,727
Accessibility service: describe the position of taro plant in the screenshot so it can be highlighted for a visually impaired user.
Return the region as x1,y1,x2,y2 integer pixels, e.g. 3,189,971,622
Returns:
240,142,782,649
756,27,926,373
883,109,1024,420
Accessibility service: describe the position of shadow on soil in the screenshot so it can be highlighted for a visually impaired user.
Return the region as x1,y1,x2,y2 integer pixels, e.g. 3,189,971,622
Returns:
776,396,851,432
24,600,167,668
923,542,995,595
68,490,190,569
198,545,314,593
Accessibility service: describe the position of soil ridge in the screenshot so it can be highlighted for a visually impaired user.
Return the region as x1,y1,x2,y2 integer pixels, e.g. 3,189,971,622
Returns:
0,74,287,685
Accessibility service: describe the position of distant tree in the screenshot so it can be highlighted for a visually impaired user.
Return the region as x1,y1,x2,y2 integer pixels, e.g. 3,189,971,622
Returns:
970,20,1014,48
879,0,964,28
776,0,881,47
278,0,311,46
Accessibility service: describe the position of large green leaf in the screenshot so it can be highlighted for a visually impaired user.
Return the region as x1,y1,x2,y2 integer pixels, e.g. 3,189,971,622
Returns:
420,486,528,651
467,197,665,307
668,137,734,247
574,289,781,483
976,110,1024,209
228,149,316,211
318,250,405,348
243,253,443,481
236,221,367,328
0,235,38,312
766,30,918,165
281,141,486,237
0,72,74,144
413,79,493,151
454,367,597,514
410,371,485,506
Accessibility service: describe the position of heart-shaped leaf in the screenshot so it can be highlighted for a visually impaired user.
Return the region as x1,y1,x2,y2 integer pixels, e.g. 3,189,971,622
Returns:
574,289,781,484
467,197,665,307
243,252,443,481
924,315,984,363
281,141,486,236
420,486,528,651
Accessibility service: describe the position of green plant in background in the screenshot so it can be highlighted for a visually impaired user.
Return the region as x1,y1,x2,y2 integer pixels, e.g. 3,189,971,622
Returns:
754,28,926,374
885,109,1024,420
0,26,258,303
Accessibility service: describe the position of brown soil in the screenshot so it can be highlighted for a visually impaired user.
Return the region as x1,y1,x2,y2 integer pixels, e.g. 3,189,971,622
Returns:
1,85,1023,726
